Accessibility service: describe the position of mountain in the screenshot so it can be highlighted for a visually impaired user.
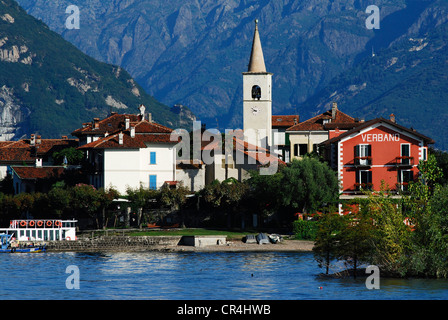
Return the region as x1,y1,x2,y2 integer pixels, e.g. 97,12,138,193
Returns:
0,0,193,141
12,0,448,149
15,0,445,126
301,3,448,150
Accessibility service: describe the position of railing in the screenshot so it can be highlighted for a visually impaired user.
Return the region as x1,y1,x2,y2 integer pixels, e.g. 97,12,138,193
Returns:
10,220,77,229
354,183,373,192
354,156,372,167
395,156,414,166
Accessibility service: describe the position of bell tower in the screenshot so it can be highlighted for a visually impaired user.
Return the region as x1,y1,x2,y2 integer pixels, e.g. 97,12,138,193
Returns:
243,20,273,148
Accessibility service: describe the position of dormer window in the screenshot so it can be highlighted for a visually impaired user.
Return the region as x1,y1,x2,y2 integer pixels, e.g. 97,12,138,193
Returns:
251,85,261,100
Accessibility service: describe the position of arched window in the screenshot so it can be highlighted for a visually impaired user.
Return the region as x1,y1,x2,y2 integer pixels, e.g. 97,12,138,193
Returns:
251,85,261,100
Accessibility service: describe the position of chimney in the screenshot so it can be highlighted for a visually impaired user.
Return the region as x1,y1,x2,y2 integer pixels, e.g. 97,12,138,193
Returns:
35,158,42,167
30,134,35,146
118,132,124,145
332,102,338,119
36,135,42,145
390,114,396,123
130,126,135,138
139,104,146,120
93,118,100,129
294,117,298,125
147,113,152,123
62,136,68,140
125,117,130,130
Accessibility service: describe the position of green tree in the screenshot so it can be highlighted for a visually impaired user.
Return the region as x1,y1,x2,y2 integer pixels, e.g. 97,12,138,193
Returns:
126,185,160,228
336,211,375,278
313,212,345,274
52,147,85,165
363,187,412,277
249,156,339,217
200,178,249,227
70,184,102,228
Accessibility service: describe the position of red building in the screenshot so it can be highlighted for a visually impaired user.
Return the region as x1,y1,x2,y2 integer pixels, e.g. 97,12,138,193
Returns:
319,115,434,209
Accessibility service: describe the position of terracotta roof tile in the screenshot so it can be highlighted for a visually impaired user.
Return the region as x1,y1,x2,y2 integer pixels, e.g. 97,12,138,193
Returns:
286,109,357,131
272,115,299,127
0,138,78,163
11,166,66,180
71,113,142,136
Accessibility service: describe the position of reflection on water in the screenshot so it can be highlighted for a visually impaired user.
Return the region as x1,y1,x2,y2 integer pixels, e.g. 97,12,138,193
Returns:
0,251,447,300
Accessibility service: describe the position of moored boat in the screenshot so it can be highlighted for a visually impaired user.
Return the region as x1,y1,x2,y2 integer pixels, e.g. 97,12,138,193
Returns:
0,233,46,253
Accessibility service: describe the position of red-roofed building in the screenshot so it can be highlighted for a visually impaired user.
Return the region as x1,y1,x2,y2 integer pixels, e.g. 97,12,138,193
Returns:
11,166,66,194
76,113,183,194
272,115,299,162
286,102,362,160
319,115,435,212
0,135,78,180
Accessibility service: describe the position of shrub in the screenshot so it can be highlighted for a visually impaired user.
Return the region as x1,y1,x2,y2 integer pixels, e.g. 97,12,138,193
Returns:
292,219,319,240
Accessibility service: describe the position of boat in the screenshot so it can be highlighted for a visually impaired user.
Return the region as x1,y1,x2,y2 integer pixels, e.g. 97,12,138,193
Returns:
243,234,257,244
0,233,46,253
268,233,282,244
0,219,77,242
256,232,270,245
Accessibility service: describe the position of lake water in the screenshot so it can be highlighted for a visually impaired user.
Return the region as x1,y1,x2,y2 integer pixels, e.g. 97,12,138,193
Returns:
1,251,448,300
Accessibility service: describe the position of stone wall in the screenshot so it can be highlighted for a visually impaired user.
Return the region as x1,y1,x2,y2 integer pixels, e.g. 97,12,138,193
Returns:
45,236,183,252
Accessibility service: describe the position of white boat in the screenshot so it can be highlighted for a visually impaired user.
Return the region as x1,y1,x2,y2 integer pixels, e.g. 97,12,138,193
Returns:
0,219,77,241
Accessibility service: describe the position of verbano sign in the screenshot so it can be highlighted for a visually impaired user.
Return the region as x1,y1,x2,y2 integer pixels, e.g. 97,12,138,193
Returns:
361,133,400,143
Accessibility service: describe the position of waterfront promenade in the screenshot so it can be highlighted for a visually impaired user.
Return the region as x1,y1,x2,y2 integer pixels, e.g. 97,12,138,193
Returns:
44,234,314,253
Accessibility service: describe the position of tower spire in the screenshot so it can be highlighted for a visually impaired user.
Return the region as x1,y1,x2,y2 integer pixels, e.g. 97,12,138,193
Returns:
247,19,267,73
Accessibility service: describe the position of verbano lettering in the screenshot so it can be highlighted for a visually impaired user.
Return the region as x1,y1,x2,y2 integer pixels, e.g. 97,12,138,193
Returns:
361,133,399,142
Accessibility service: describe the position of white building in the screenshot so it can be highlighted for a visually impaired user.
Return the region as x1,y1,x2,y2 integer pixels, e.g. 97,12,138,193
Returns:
77,116,197,195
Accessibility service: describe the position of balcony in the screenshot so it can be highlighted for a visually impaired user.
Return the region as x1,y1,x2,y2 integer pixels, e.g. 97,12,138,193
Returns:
354,183,373,193
395,156,414,167
396,182,410,193
354,156,372,168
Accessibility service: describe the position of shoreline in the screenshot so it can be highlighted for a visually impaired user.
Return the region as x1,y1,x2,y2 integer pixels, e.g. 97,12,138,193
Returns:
160,239,315,253
44,237,315,253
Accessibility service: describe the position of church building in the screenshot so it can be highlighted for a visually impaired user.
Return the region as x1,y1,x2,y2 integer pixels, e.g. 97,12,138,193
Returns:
243,20,273,149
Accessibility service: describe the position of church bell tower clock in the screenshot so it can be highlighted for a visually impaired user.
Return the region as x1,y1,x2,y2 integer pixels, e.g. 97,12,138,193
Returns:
243,20,273,149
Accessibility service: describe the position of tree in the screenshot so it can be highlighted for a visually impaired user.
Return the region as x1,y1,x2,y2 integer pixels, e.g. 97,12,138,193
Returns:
200,178,249,227
249,156,339,218
97,187,120,229
70,184,102,228
336,211,375,278
313,212,345,274
362,186,412,277
126,185,159,228
52,147,84,165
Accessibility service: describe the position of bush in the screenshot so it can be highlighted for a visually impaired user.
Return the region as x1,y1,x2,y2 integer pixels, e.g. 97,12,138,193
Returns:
292,219,319,240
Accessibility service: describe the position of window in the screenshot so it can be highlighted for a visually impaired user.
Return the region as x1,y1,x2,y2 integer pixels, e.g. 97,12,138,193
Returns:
294,144,299,157
355,144,371,166
299,144,308,156
150,152,156,165
149,175,157,190
421,147,427,161
251,85,261,100
399,170,413,191
356,170,372,190
401,144,411,165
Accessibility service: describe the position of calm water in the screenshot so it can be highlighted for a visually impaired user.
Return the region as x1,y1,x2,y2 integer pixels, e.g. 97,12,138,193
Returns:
1,251,448,300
